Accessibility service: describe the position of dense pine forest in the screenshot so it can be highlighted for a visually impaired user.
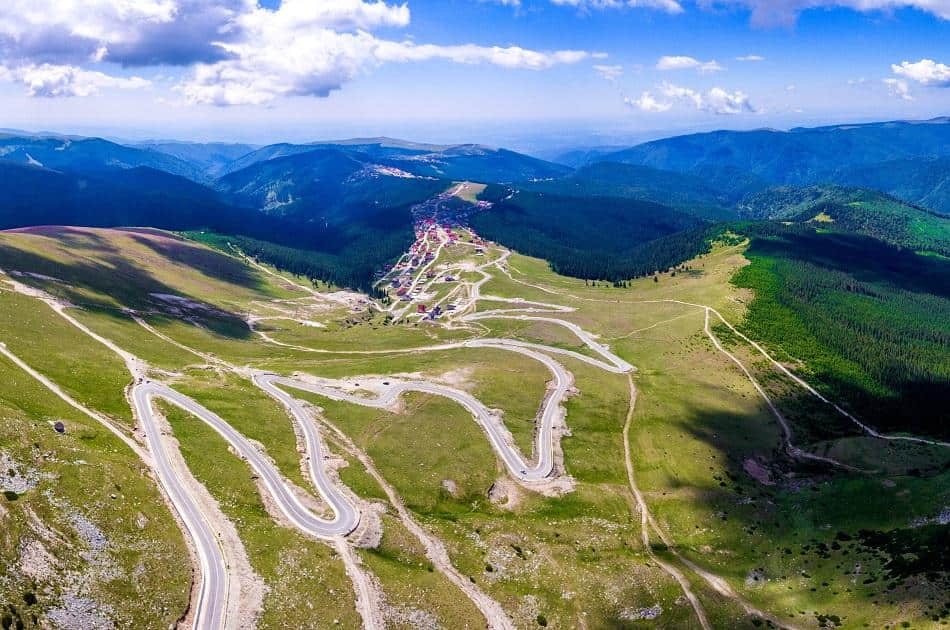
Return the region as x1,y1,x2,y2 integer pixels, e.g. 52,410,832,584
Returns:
470,188,714,280
731,224,950,439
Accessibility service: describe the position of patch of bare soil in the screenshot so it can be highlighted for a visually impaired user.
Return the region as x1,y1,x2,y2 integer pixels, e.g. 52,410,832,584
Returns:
743,457,775,486
18,538,59,582
487,477,524,511
434,367,474,390
349,502,386,549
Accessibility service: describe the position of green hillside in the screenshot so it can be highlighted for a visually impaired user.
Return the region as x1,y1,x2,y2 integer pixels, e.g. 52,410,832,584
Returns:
739,185,950,255
731,223,950,439
820,156,950,216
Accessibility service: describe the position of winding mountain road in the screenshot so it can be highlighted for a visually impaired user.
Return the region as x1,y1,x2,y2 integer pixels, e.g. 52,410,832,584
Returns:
134,381,360,538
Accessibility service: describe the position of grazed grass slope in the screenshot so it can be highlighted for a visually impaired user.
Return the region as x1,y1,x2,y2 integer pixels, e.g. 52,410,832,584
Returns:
0,348,190,629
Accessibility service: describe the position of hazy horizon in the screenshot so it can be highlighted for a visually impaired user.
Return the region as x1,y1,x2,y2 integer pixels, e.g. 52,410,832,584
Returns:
5,110,948,160
2,1,949,155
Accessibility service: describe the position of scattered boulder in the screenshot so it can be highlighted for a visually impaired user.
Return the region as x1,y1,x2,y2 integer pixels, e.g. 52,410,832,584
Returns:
620,605,663,621
441,479,460,498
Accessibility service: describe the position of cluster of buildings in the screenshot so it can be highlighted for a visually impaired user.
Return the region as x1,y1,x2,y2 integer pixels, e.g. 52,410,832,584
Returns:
372,220,488,319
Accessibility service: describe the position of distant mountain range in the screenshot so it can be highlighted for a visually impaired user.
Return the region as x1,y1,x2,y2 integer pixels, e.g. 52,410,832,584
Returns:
594,117,950,216
0,134,202,181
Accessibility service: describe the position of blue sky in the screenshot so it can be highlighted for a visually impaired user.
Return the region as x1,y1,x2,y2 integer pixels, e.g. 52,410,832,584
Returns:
0,0,948,151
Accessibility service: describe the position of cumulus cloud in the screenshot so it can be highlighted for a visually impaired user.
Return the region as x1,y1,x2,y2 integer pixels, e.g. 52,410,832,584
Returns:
883,77,914,100
0,0,250,66
550,0,684,13
0,0,597,103
178,0,597,106
891,58,950,87
3,63,150,97
656,55,724,72
658,81,757,113
625,91,673,112
624,81,756,114
699,0,950,26
374,42,593,68
594,64,624,80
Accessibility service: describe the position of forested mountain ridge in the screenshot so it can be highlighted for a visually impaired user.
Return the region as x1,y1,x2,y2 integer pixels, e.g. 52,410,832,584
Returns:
470,186,713,280
0,161,418,291
219,138,570,182
136,141,259,179
738,185,950,255
731,222,950,439
518,161,745,220
214,148,448,224
816,155,950,216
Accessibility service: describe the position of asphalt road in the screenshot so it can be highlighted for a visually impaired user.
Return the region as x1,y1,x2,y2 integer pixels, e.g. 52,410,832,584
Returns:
260,347,567,482
133,380,361,629
131,383,228,630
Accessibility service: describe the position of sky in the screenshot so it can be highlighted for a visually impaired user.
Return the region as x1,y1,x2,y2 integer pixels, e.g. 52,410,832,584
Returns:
0,0,949,153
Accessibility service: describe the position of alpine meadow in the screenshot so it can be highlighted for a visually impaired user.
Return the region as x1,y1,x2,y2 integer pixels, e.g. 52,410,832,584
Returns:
1,1,950,629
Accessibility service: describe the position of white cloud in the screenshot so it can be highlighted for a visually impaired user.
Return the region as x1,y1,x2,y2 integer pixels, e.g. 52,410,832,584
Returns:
0,0,177,46
3,63,150,97
0,0,250,66
891,59,950,87
656,55,724,72
883,77,914,100
550,0,684,13
594,64,624,80
623,81,756,114
735,54,765,61
625,91,673,112
374,42,593,69
178,0,598,106
0,0,598,104
700,0,950,26
659,81,757,114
